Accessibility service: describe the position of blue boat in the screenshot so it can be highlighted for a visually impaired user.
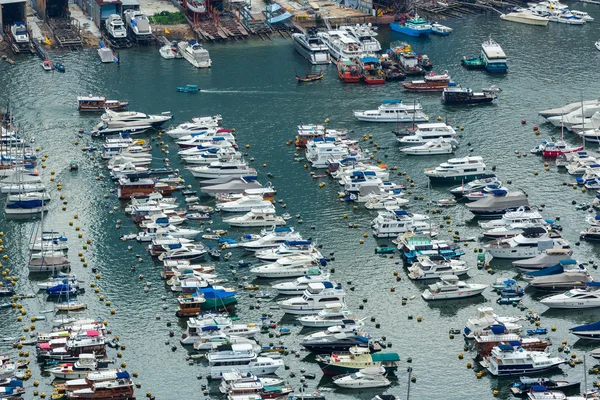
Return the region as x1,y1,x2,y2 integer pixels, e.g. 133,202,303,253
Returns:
570,320,600,340
526,328,548,335
53,61,65,73
390,14,432,37
176,84,199,93
46,284,77,296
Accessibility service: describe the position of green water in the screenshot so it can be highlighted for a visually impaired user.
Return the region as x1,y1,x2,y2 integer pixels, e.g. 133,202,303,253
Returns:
2,9,600,399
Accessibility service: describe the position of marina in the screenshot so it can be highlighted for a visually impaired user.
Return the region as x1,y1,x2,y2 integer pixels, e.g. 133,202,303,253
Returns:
4,4,600,400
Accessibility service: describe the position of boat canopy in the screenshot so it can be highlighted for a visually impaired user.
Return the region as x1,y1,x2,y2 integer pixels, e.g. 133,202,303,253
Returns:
489,324,507,335
559,259,577,265
356,335,369,343
201,325,220,331
497,343,514,351
586,282,600,287
394,210,409,216
521,227,547,235
531,385,548,392
198,287,237,299
361,57,379,63
570,321,600,332
322,281,334,289
371,353,400,362
382,99,402,104
116,371,130,379
274,227,292,232
285,240,312,246
525,264,563,277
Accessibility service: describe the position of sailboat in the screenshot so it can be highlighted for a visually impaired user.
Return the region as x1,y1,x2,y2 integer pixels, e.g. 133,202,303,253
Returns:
543,113,584,158
28,210,70,273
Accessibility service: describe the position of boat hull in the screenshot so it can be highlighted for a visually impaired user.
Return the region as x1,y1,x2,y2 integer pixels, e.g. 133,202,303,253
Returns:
500,13,550,26
421,288,485,300
292,36,330,65
390,23,431,37
486,362,565,376
319,362,397,376
425,173,487,182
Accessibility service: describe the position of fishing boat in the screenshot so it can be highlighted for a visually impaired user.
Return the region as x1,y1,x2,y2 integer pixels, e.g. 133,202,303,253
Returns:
481,37,508,73
354,99,427,123
424,156,488,182
357,57,385,84
390,14,432,37
421,275,487,300
316,346,400,375
441,87,496,105
401,71,455,91
296,71,324,82
337,58,362,83
333,366,390,388
483,343,566,376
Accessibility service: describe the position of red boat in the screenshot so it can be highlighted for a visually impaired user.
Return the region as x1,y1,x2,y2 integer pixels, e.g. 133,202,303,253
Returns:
357,56,385,84
337,58,361,83
401,70,454,92
542,140,584,158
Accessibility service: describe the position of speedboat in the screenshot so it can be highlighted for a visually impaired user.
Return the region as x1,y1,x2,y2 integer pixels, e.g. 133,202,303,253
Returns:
178,40,212,68
500,10,549,25
255,241,323,262
485,229,570,260
298,304,357,328
510,377,581,397
157,244,207,261
300,321,372,353
291,28,331,65
177,131,236,148
541,282,600,308
215,195,273,212
421,275,487,300
166,120,223,139
242,227,302,251
271,272,331,296
431,23,453,35
207,343,284,379
105,14,127,39
188,161,255,179
354,99,428,123
91,120,152,136
333,366,390,388
278,282,346,315
400,138,455,155
449,174,500,197
124,10,152,40
250,255,324,278
570,320,600,340
364,194,409,210
407,255,469,280
101,109,173,127
223,209,286,228
483,343,566,376
463,184,509,202
424,156,487,182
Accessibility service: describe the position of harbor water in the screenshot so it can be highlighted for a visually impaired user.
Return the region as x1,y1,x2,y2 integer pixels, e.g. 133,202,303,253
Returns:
3,7,600,399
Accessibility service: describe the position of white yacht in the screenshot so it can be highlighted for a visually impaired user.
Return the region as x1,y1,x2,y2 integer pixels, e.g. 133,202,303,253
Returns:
371,209,431,238
463,306,524,339
10,22,29,45
407,255,469,280
250,254,323,278
397,123,458,145
298,304,357,328
541,283,600,308
278,282,346,315
424,156,487,182
101,109,173,127
223,209,286,227
340,23,381,53
124,10,152,40
513,248,574,272
136,225,200,242
91,120,152,136
305,139,350,168
216,195,273,212
182,147,242,165
354,99,428,123
547,104,600,128
271,273,331,296
291,28,331,64
47,354,97,379
207,343,284,380
551,11,585,24
178,41,212,68
400,138,455,155
255,240,322,262
180,314,260,345
479,207,546,230
364,194,409,210
105,14,127,39
317,30,364,60
193,333,257,352
166,118,222,139
450,175,500,197
483,344,566,376
176,130,236,147
567,157,599,175
188,161,256,179
157,244,207,261
571,10,594,21
485,230,570,260
333,366,390,389
242,228,302,251
500,10,549,26
421,275,487,300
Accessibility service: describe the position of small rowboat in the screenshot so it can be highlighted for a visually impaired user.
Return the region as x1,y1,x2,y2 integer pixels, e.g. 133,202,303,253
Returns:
42,61,53,71
296,72,324,83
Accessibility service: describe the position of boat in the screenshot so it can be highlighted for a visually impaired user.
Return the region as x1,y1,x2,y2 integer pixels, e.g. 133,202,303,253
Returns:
390,14,432,37
354,99,428,123
541,141,584,158
570,320,600,340
513,248,574,271
292,28,331,65
483,343,566,376
157,244,207,261
340,23,381,53
10,22,29,48
397,123,458,145
463,307,524,339
91,120,152,136
407,255,469,280
466,191,530,216
216,195,273,212
479,207,548,230
318,30,363,61
101,109,172,127
571,9,593,21
188,161,255,179
180,315,257,344
64,376,136,399
401,71,455,91
47,354,98,379
298,304,356,328
77,96,128,112
333,366,390,388
400,138,455,155
178,40,211,68
500,10,550,25
510,377,581,397
277,282,346,315
337,58,362,83
485,229,570,260
207,343,284,379
165,116,222,138
431,23,452,35
424,156,488,182
242,228,302,251
316,346,400,375
223,209,286,228
105,14,127,40
481,37,508,73
296,71,324,82
461,56,484,69
159,44,177,59
442,87,496,105
53,61,65,72
540,282,600,308
271,272,331,296
55,301,87,311
364,194,409,210
529,269,593,291
250,255,324,278
41,60,53,71
124,9,152,41
358,57,385,84
371,210,431,238
421,275,487,300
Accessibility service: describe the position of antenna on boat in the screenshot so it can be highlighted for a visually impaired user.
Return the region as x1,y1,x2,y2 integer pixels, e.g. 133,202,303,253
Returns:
406,366,413,400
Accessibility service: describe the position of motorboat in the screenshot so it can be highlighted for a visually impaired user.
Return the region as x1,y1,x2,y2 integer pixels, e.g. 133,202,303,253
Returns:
424,156,487,182
353,99,427,123
333,366,390,389
479,206,546,229
371,209,431,238
255,241,322,262
466,191,529,216
124,10,152,40
201,177,264,197
178,40,212,68
541,282,600,308
571,9,594,21
401,71,455,92
193,333,257,352
528,269,593,291
364,194,409,210
480,36,507,73
483,222,550,239
510,377,581,397
216,195,273,212
449,174,500,197
180,314,259,344
101,109,172,127
219,371,285,395
10,22,30,49
181,148,242,165
136,225,200,242
5,197,47,215
29,251,71,273
547,103,600,128
400,138,455,155
207,343,284,379
300,321,372,353
223,208,286,228
390,14,432,37
166,119,223,139
421,275,487,300
271,272,331,296
500,10,549,25
157,243,207,261
291,28,331,64
485,229,570,260
512,251,572,274
250,255,325,278
105,14,127,39
278,282,346,315
91,120,152,136
159,44,176,59
316,346,400,375
407,255,469,280
242,227,302,251
463,306,524,339
483,343,566,376
441,87,496,105
298,304,356,328
47,354,98,379
177,130,236,148
431,23,453,35
340,23,381,53
570,320,600,340
571,112,600,133
188,161,256,179
317,30,363,61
